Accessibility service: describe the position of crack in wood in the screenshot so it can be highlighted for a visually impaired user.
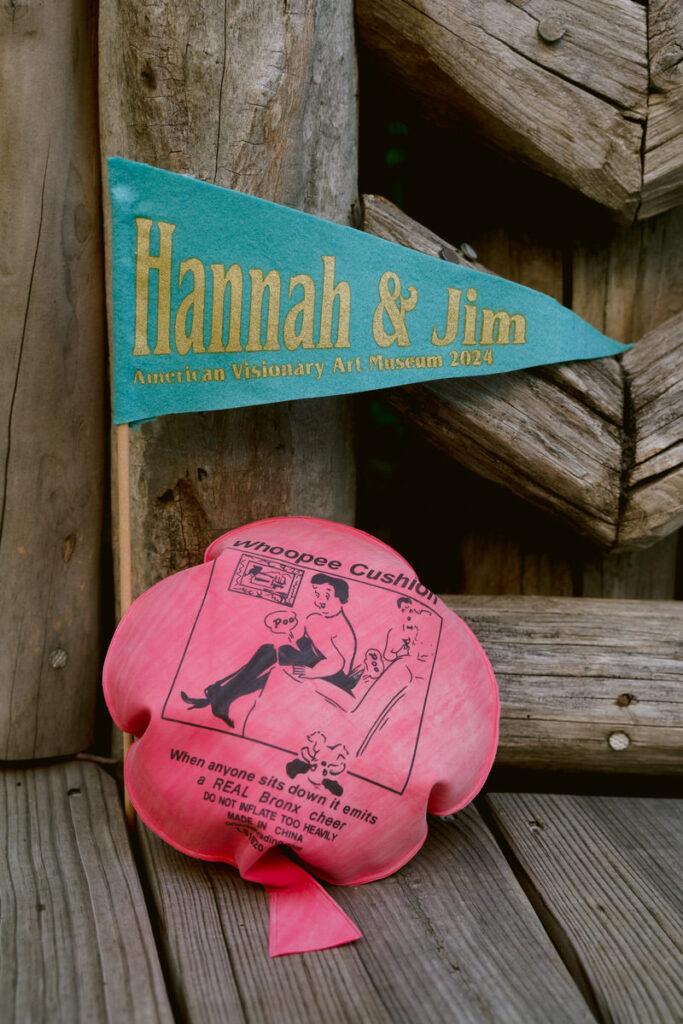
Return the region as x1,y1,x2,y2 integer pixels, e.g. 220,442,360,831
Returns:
488,29,647,123
0,146,50,546
478,796,607,1023
213,0,228,185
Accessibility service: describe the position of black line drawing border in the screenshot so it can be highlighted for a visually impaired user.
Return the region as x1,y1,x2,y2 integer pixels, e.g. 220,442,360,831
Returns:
161,553,443,796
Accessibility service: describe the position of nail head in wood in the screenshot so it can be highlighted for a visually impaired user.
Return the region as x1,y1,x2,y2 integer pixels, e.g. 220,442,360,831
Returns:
49,648,68,669
608,731,631,752
460,241,478,261
537,18,566,45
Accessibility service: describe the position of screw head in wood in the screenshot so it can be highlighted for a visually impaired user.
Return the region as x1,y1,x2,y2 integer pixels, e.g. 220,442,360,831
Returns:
49,648,68,669
460,242,478,261
608,731,630,752
537,18,566,44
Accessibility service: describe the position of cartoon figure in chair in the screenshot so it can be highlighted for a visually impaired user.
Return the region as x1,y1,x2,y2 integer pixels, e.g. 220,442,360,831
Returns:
180,573,363,729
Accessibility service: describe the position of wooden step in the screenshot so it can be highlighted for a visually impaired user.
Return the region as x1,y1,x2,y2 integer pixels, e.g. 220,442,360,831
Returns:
486,792,683,1022
0,761,172,1023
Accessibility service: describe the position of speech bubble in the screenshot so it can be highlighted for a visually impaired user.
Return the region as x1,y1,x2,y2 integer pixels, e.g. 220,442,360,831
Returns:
364,648,383,679
265,610,298,641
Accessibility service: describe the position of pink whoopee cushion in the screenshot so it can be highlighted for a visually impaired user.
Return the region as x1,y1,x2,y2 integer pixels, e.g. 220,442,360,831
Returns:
103,517,499,955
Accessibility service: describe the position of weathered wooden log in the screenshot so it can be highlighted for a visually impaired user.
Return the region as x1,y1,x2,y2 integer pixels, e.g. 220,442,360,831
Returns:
620,312,683,546
357,0,646,220
99,1,358,602
0,1,105,758
640,0,683,219
449,596,683,774
363,195,683,551
358,0,683,222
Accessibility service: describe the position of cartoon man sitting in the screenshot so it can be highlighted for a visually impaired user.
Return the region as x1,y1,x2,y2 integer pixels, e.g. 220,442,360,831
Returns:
180,573,361,729
384,596,421,663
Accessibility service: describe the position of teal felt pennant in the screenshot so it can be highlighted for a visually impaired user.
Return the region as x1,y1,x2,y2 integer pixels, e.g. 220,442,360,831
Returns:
108,157,629,425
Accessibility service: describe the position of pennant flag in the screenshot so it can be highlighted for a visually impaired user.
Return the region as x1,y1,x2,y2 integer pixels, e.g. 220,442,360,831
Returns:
108,158,629,425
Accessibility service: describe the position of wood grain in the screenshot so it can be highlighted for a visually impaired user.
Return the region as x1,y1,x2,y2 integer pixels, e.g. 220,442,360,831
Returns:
356,0,646,219
570,202,683,591
138,807,594,1023
640,0,683,219
620,312,683,547
0,761,172,1023
580,536,678,599
486,793,683,1022
0,0,105,757
363,195,683,552
448,595,683,773
571,205,683,348
99,0,358,601
389,370,623,547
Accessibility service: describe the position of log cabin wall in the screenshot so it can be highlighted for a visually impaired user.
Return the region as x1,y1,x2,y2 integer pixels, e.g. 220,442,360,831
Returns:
355,47,682,602
0,0,106,759
0,1,680,766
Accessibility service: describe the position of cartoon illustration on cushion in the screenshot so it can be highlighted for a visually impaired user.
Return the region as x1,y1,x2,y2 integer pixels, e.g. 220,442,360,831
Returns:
286,732,348,796
167,553,442,795
180,573,363,727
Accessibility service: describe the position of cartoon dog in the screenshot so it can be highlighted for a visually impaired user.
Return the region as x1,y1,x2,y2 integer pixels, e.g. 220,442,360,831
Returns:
286,731,348,796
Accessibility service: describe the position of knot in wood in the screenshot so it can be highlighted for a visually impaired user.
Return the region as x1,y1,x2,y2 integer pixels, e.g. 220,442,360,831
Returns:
49,648,69,670
537,18,566,45
651,49,683,90
607,731,630,752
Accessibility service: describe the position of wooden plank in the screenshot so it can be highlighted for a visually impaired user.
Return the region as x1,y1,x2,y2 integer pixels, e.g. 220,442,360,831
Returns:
362,200,627,600
486,793,683,1022
447,595,683,773
0,0,105,756
356,0,646,219
640,0,683,219
363,193,580,597
99,1,358,601
0,761,172,1023
138,807,594,1023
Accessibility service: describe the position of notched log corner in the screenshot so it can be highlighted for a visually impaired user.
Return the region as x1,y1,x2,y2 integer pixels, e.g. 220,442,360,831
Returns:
362,195,683,552
358,0,683,222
